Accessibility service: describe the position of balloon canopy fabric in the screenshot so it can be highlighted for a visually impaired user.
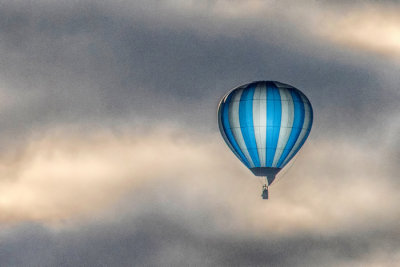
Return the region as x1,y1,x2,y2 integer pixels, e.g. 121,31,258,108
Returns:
217,81,313,185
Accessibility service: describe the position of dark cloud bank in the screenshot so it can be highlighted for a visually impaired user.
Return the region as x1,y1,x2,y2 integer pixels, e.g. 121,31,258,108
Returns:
0,0,397,139
1,208,399,267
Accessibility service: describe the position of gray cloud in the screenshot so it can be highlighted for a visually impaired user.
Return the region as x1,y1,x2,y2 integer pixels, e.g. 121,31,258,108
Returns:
0,1,399,266
0,0,397,142
1,209,400,266
0,126,399,266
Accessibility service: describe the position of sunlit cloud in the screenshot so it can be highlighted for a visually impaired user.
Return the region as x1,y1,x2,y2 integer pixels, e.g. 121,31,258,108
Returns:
0,127,221,224
317,5,400,58
0,125,398,238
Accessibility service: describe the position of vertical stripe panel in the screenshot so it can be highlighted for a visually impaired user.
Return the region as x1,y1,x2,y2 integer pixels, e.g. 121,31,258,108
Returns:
277,89,305,167
281,93,313,167
219,94,250,167
265,82,281,166
239,84,260,167
218,103,238,159
272,88,294,167
253,82,267,166
229,89,255,167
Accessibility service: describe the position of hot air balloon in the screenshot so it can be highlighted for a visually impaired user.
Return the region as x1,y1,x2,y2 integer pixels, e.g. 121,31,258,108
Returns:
217,81,313,199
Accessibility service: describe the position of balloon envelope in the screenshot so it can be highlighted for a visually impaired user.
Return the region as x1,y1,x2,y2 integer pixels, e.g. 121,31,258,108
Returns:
217,81,313,185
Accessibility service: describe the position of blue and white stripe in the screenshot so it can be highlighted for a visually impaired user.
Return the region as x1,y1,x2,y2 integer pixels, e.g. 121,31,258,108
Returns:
218,81,313,170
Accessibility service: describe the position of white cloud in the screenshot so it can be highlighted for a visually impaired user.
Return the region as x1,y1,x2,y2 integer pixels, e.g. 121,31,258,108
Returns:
0,125,398,238
316,4,400,58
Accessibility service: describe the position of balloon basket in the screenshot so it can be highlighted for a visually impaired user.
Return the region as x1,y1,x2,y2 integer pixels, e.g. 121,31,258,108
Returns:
261,184,269,200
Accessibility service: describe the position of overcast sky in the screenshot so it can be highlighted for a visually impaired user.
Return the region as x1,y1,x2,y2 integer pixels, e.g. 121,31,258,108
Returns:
0,0,399,266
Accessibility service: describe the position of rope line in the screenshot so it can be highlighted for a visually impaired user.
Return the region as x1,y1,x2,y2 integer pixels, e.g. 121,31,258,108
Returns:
271,153,299,187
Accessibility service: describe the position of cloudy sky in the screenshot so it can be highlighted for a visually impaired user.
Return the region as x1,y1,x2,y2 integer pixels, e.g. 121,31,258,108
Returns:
0,0,399,266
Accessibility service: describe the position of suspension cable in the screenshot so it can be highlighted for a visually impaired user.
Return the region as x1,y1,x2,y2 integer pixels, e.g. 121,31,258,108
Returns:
270,153,299,187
